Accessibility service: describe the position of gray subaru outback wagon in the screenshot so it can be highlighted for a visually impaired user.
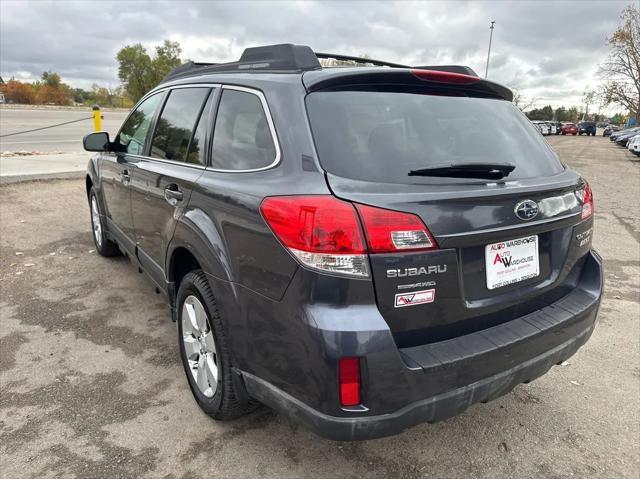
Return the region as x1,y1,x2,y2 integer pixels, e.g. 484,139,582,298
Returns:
83,44,603,440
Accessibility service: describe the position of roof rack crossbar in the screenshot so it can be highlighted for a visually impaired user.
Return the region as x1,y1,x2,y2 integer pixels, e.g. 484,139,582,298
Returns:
315,52,409,69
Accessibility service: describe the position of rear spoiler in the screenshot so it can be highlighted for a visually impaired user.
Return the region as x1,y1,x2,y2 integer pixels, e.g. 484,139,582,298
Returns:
302,68,513,102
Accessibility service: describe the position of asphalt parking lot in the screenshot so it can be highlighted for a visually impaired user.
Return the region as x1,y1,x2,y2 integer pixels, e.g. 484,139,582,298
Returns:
0,135,638,478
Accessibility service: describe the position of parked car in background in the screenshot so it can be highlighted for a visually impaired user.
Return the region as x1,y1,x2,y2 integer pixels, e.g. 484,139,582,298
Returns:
561,123,578,135
627,135,640,155
532,121,551,135
81,44,603,441
578,122,597,136
552,121,562,135
610,128,626,141
547,122,557,135
603,125,620,137
614,127,640,147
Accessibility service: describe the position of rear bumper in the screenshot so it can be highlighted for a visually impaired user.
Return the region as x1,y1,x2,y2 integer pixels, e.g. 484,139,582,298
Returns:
242,250,603,441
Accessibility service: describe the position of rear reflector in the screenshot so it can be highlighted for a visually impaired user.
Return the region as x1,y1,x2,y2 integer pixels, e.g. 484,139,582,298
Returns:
356,204,438,253
339,357,361,406
576,181,594,220
411,68,480,85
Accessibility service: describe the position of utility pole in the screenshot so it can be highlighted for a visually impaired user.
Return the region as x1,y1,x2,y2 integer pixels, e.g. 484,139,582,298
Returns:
484,21,495,79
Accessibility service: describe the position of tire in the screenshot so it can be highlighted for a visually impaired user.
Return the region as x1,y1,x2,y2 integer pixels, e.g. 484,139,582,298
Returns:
562,132,566,135
89,187,120,257
177,270,259,420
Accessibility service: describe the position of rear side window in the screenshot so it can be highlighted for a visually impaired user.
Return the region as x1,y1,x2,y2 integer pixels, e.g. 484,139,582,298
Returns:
150,88,211,163
118,93,163,155
211,89,276,171
306,91,564,184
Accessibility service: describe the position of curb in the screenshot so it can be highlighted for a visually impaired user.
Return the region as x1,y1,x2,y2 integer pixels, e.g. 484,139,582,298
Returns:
0,170,85,185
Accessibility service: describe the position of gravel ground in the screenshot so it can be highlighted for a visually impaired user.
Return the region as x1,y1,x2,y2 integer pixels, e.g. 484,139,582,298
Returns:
0,135,638,478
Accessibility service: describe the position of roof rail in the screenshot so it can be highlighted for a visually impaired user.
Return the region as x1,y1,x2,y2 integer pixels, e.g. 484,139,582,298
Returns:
160,43,479,84
315,52,409,69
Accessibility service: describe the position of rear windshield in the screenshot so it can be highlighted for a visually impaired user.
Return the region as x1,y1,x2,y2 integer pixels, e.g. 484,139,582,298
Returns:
306,90,564,184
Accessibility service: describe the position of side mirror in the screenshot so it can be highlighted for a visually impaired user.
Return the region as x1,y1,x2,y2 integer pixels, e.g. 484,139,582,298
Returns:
83,132,111,152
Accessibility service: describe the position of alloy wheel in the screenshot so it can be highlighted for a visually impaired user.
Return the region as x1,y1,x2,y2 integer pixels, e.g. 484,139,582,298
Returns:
91,196,102,248
182,295,219,398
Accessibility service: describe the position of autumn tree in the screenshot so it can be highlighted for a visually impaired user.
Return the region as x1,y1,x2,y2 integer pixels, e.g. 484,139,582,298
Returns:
35,71,70,105
599,4,640,120
1,79,36,104
117,40,184,102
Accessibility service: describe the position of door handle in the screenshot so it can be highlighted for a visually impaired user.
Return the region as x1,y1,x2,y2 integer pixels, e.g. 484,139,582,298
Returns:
164,184,184,205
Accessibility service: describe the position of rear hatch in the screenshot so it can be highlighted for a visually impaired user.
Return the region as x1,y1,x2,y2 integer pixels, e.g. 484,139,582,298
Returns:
304,69,594,347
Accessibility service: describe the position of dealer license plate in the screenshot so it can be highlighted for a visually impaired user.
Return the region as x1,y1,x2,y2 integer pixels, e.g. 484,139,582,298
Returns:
485,235,539,290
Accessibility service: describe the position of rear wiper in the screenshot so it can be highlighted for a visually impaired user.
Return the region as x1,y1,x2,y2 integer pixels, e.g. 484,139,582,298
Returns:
408,162,516,180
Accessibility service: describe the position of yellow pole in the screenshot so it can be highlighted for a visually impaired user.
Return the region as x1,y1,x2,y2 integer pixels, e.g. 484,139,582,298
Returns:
92,104,102,131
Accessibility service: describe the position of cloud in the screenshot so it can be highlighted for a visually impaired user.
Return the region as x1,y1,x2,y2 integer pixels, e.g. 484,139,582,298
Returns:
0,0,628,109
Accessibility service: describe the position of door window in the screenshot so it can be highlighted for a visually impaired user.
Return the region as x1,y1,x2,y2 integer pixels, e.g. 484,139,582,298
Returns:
118,93,163,155
211,89,277,170
150,88,211,163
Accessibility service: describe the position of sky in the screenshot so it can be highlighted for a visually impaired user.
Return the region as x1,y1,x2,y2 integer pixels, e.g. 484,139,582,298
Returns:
0,0,630,112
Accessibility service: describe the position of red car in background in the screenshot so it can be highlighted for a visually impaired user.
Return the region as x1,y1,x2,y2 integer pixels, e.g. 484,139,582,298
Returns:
561,123,578,135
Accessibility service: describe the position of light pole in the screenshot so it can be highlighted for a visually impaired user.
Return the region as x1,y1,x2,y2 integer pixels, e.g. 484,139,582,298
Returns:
484,21,495,78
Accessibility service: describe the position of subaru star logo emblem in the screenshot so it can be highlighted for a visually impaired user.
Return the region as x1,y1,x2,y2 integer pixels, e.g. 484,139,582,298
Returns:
514,199,539,221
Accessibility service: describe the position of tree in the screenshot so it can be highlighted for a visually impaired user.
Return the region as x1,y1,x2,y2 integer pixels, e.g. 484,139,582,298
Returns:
525,105,554,121
41,71,61,88
0,80,36,104
35,71,70,105
149,40,182,85
116,44,153,102
37,84,68,105
117,40,184,102
512,89,536,111
567,106,580,122
598,4,640,120
582,89,596,120
610,112,626,124
555,106,565,121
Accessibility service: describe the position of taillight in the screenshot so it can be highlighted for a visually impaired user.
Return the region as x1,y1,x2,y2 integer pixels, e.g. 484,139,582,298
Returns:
576,181,594,220
355,204,438,253
411,68,480,85
260,195,439,277
338,357,361,406
260,196,369,278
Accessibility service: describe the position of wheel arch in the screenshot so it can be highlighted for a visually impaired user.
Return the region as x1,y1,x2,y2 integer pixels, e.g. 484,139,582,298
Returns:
167,209,233,285
167,211,239,328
